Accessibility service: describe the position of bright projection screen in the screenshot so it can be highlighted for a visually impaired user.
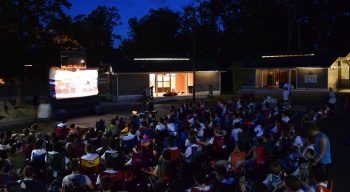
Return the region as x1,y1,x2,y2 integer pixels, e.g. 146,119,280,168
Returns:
49,68,98,99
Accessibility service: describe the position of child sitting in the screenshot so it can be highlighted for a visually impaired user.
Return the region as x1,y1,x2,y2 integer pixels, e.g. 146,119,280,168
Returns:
262,160,283,191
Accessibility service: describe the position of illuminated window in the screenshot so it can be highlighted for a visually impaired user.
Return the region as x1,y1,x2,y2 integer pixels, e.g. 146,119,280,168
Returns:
187,73,193,86
149,74,156,93
157,74,171,92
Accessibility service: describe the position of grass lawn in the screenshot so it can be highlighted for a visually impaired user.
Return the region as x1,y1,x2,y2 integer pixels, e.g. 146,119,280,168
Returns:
160,92,349,114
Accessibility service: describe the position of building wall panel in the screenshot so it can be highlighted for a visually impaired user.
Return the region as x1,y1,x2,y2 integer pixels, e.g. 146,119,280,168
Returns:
118,74,149,95
296,68,328,89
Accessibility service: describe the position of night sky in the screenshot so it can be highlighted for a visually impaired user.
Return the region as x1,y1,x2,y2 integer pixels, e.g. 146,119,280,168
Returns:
65,0,191,46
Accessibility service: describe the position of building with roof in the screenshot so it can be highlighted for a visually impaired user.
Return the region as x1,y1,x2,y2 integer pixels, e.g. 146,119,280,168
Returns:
232,51,350,91
99,58,222,101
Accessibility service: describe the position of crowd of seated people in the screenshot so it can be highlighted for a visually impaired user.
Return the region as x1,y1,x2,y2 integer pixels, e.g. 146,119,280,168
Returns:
0,96,334,192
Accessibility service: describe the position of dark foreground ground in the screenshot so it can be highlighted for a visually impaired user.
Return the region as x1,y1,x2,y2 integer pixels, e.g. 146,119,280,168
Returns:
1,97,350,191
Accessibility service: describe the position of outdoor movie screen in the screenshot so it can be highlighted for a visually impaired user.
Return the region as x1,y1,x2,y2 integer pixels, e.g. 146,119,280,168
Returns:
49,68,99,99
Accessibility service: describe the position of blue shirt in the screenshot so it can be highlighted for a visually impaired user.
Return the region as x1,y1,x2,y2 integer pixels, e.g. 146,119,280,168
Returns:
314,132,332,165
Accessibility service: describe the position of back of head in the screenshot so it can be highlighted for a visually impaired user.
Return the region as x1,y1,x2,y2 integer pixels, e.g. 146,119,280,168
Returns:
285,175,301,191
193,170,207,185
162,150,171,161
105,158,114,169
109,140,117,150
34,139,43,149
215,165,227,178
23,166,34,178
101,176,113,191
252,182,269,192
85,143,93,153
69,160,80,172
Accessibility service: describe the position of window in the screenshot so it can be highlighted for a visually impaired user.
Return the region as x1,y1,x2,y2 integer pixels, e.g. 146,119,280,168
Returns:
157,74,171,92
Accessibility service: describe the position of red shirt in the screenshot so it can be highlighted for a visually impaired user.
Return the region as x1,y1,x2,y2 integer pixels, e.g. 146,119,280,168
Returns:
256,146,267,164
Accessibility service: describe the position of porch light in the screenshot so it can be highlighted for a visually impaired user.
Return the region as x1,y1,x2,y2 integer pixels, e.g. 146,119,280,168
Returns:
24,64,33,67
0,78,4,85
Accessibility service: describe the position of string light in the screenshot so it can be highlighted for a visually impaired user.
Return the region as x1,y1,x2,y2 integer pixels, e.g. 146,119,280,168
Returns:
261,54,315,58
134,58,190,61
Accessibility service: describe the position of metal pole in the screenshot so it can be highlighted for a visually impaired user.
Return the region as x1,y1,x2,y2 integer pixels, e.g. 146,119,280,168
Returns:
192,1,196,104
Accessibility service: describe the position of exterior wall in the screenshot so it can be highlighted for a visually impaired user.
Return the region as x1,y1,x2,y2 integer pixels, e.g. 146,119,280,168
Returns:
328,58,350,89
255,69,262,88
98,73,118,98
233,69,256,90
117,74,149,96
328,67,338,90
195,71,220,92
296,68,328,89
0,82,48,100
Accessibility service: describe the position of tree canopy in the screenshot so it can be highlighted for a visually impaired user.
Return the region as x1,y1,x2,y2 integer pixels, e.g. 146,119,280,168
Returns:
0,1,121,79
120,0,350,65
1,0,349,73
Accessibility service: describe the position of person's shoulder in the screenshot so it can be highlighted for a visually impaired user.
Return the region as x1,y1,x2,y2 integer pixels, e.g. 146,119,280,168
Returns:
62,174,72,182
82,174,91,181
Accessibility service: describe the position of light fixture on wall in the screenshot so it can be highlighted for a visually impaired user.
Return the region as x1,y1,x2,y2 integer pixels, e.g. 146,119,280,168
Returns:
134,58,190,61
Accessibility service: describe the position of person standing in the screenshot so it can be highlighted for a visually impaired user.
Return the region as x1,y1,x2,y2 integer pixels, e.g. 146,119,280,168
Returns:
308,123,332,178
328,88,336,109
283,87,290,105
32,95,40,121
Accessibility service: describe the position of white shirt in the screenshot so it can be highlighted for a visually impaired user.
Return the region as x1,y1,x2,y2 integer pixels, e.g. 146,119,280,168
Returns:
155,123,166,132
328,91,336,104
167,123,177,136
0,144,10,151
188,117,196,126
184,144,202,158
236,101,242,109
122,132,136,141
231,128,243,142
302,144,315,160
31,149,46,161
232,118,242,126
271,125,278,134
185,138,200,147
62,173,91,187
282,116,290,123
101,150,118,160
292,136,304,148
196,124,206,137
57,122,68,128
284,83,291,90
81,153,99,161
186,185,211,192
254,125,264,137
